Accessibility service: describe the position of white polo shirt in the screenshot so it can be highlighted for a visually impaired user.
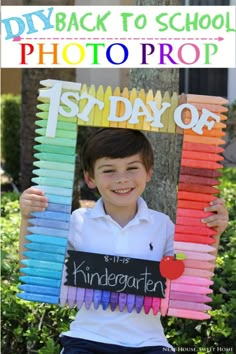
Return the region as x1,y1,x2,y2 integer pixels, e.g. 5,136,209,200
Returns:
62,197,175,350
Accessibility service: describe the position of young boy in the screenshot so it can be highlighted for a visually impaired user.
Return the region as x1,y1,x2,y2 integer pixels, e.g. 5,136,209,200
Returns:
19,128,228,354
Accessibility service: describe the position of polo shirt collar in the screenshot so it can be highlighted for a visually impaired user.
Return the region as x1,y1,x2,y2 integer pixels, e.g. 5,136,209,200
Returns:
89,197,151,223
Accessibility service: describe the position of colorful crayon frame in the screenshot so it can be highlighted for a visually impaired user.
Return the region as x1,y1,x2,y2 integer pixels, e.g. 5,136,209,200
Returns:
18,79,228,320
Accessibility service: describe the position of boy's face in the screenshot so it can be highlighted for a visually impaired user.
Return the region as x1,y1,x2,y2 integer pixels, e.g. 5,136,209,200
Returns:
84,154,152,212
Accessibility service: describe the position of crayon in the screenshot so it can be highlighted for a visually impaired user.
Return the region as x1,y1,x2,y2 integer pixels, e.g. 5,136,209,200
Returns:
184,128,225,138
25,242,66,255
23,251,65,263
110,292,119,312
118,293,127,312
179,175,220,186
174,242,215,253
169,300,211,312
35,136,76,147
19,275,61,288
184,259,215,270
178,184,219,195
27,226,68,238
34,152,75,164
144,296,153,314
33,160,75,172
20,267,62,279
182,141,224,154
171,276,213,286
182,151,223,162
17,292,59,304
178,251,215,262
33,185,73,197
180,166,222,178
18,284,60,296
152,297,161,315
183,267,214,278
177,200,212,211
177,209,213,219
33,168,74,180
102,86,112,127
76,288,85,309
176,216,210,227
94,85,104,127
68,286,77,308
174,234,215,244
32,176,73,189
59,266,69,306
169,291,212,303
47,203,71,213
127,294,136,313
36,128,77,139
183,134,225,146
175,225,216,236
93,289,102,309
181,159,222,170
42,194,72,205
178,191,217,203
170,283,213,295
101,290,110,310
21,259,63,271
85,289,94,310
28,218,69,230
186,94,228,105
167,308,211,320
161,280,170,316
185,102,228,113
36,109,78,123
135,295,144,313
31,211,71,222
35,119,77,131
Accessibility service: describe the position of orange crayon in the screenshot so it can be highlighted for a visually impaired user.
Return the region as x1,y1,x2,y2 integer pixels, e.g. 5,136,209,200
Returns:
182,151,223,162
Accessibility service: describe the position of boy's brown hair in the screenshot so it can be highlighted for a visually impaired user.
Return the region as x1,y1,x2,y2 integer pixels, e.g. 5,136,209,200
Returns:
81,128,154,177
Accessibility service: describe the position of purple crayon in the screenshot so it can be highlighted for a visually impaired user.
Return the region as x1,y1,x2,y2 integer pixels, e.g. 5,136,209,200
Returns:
76,288,85,309
127,294,136,313
118,293,127,312
135,295,144,313
68,286,77,308
93,290,102,309
85,288,94,309
152,297,161,315
110,292,119,312
144,296,153,314
59,265,69,306
101,290,110,310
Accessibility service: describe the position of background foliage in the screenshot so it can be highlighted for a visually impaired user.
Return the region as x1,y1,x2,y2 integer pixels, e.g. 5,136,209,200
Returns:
1,168,235,354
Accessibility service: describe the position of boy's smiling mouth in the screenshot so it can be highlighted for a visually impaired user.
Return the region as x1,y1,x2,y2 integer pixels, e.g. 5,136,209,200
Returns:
112,188,134,194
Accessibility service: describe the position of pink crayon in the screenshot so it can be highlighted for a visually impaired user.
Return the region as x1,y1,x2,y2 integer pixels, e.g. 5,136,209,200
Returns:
84,288,93,309
152,297,161,315
76,288,85,309
119,293,127,312
144,296,153,314
168,308,211,320
183,267,214,278
169,300,211,312
174,242,215,253
171,283,213,295
182,251,216,261
184,259,215,270
171,276,213,286
68,286,77,308
170,291,212,303
127,294,136,313
161,279,170,316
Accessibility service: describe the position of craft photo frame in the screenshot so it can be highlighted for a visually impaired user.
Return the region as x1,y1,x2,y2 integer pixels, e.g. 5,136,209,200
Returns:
18,79,228,321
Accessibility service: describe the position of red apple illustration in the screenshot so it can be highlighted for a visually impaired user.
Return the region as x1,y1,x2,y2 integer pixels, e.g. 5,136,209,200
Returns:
160,253,186,280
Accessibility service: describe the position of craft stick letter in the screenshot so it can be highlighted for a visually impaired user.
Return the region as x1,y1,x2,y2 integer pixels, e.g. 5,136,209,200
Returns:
192,109,220,134
108,96,132,122
174,104,199,129
59,92,80,117
77,93,104,122
147,101,170,127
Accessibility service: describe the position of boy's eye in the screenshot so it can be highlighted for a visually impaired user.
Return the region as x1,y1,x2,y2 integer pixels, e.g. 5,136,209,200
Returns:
103,170,114,174
127,166,138,170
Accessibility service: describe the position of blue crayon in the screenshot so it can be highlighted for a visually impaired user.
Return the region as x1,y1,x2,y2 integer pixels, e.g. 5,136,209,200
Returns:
84,289,94,310
17,292,59,304
93,289,102,309
23,251,65,263
27,226,68,238
68,286,77,308
135,295,144,314
33,185,72,197
29,218,69,230
19,275,61,288
25,234,67,247
33,168,74,180
25,242,66,255
21,259,63,271
20,267,62,279
19,284,60,296
127,294,136,313
45,194,72,205
118,293,127,312
47,203,71,213
32,177,73,189
76,288,85,309
101,290,110,310
31,211,71,222
110,292,119,312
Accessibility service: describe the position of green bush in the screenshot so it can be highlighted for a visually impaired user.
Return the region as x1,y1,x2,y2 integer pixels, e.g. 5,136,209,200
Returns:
1,168,235,353
1,94,21,185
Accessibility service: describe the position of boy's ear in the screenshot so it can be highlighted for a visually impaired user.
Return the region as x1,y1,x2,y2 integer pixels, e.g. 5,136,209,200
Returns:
146,168,153,182
84,171,96,189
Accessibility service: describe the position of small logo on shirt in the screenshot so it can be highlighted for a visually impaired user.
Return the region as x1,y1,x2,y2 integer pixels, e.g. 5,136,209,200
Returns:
149,242,153,251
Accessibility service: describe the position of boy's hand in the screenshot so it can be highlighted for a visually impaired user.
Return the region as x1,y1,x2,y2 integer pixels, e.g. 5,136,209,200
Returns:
20,187,48,219
202,198,229,237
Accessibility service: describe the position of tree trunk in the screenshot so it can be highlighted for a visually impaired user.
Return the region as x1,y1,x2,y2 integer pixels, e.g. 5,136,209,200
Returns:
131,0,182,222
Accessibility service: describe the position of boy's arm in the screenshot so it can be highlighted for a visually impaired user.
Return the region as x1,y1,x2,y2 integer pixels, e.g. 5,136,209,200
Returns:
19,187,48,263
201,198,229,256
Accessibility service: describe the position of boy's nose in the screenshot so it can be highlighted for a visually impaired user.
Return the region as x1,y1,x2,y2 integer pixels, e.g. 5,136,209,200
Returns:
115,171,129,183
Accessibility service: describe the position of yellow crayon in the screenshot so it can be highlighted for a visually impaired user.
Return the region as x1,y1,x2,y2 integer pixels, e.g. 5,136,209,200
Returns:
94,85,104,127
78,84,88,126
102,86,112,127
109,87,120,128
126,88,137,130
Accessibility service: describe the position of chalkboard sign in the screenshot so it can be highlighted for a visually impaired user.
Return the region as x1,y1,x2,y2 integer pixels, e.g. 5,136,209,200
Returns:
65,251,166,298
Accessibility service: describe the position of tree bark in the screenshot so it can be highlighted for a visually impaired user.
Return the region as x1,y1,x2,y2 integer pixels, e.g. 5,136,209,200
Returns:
131,0,182,222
